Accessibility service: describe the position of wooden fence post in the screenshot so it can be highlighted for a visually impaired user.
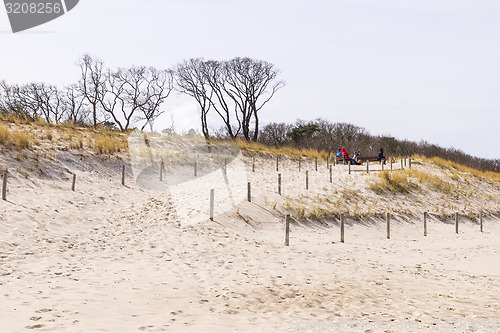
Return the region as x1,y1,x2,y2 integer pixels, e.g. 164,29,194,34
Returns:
284,214,290,246
299,156,301,172
455,212,459,234
424,212,427,236
400,159,403,170
366,160,369,173
480,211,483,232
2,172,7,200
390,159,393,172
327,152,330,169
340,214,345,243
276,156,279,172
348,160,351,175
305,170,309,190
278,174,281,195
315,157,318,171
194,161,197,177
252,156,255,173
247,182,251,202
409,157,412,169
160,160,164,181
386,212,391,239
382,161,384,171
72,174,76,191
329,165,332,183
224,158,227,175
210,189,215,221
121,165,125,186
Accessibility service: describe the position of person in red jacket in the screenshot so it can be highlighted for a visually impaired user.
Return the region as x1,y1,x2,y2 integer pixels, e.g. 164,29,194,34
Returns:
341,147,360,165
341,147,350,161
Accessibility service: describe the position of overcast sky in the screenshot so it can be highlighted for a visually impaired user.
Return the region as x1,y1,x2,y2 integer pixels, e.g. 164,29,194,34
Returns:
1,0,499,159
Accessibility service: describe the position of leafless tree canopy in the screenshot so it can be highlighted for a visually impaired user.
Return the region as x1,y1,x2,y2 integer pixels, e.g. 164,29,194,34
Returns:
0,81,69,124
77,54,105,128
175,57,285,141
174,59,213,139
0,54,173,131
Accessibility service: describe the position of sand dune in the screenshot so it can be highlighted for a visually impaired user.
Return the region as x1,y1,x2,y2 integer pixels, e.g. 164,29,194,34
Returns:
1,143,499,332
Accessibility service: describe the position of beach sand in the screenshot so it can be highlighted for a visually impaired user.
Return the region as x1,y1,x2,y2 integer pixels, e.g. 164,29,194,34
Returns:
1,148,499,332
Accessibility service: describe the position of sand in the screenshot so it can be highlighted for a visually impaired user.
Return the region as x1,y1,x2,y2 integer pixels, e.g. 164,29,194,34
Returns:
1,142,499,332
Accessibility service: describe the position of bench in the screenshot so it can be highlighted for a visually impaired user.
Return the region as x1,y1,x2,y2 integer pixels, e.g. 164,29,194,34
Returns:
356,155,380,163
335,154,384,164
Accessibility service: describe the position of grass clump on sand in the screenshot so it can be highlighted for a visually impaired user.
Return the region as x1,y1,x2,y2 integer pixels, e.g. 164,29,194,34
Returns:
0,123,8,144
92,134,126,154
370,170,415,194
0,123,30,149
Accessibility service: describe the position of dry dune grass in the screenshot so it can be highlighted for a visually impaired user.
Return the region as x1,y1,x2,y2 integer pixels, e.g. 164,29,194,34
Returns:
0,116,128,155
416,154,500,182
0,122,30,149
236,139,328,160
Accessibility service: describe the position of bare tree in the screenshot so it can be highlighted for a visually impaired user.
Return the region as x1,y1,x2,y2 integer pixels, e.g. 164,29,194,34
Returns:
63,83,89,125
174,57,284,140
174,59,213,139
0,80,35,120
96,66,173,132
0,81,66,123
223,58,285,141
33,83,65,124
77,54,105,128
137,67,174,131
205,60,240,139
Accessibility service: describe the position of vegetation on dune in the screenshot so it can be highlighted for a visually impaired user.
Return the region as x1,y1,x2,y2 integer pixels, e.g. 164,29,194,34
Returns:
0,122,30,149
0,115,128,155
370,170,417,194
257,119,499,173
423,155,500,183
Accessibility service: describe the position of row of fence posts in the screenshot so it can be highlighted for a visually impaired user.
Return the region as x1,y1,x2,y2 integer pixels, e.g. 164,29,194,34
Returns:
268,160,415,194
2,160,160,200
271,155,412,176
281,211,485,246
0,159,487,242
0,154,414,201
249,154,413,174
0,156,425,203
211,182,485,244
0,154,237,200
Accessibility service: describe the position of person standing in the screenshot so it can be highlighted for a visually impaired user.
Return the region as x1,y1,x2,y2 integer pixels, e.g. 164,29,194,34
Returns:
377,148,386,164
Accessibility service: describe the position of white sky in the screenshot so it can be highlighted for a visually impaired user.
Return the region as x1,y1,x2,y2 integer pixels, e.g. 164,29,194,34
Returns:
1,0,499,159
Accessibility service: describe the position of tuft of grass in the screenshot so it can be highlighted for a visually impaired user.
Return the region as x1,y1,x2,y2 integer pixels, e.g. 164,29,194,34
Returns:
370,170,415,194
0,124,8,144
0,124,30,149
11,130,30,149
92,134,127,154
